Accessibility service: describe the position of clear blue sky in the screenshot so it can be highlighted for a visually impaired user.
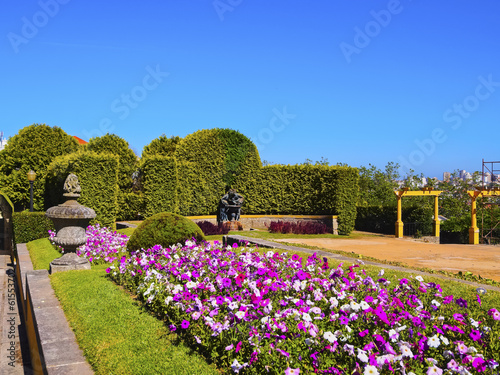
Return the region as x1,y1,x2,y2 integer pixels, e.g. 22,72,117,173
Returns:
2,1,500,179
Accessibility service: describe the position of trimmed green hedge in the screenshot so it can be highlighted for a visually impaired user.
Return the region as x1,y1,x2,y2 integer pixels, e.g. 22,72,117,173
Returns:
116,191,145,221
127,212,205,251
139,129,358,234
141,156,178,217
12,211,54,244
45,151,119,228
234,165,359,234
173,128,262,214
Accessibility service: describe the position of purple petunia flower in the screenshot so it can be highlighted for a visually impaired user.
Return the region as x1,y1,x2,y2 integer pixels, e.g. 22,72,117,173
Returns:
455,298,468,308
221,277,232,288
181,319,190,329
469,329,481,341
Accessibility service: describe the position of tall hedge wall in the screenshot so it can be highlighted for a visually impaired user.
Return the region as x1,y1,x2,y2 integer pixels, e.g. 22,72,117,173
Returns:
141,156,178,217
45,151,119,228
234,165,359,234
140,129,358,234
173,128,262,214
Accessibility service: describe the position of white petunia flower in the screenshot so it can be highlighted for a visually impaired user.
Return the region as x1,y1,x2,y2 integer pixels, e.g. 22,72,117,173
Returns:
357,348,369,363
360,301,371,311
363,365,379,375
323,331,336,343
427,334,440,348
350,301,361,312
431,299,441,307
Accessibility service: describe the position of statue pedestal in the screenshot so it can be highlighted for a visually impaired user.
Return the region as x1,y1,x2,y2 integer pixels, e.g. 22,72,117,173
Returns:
50,253,91,274
225,221,243,231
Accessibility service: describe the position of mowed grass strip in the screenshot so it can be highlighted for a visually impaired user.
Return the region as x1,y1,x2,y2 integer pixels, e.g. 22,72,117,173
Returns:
26,238,61,270
50,265,220,375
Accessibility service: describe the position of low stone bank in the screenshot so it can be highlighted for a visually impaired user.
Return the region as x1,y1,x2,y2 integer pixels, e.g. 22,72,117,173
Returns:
14,244,93,375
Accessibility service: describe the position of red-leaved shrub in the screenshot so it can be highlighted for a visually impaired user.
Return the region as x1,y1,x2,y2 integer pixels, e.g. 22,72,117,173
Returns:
268,221,331,235
196,221,230,235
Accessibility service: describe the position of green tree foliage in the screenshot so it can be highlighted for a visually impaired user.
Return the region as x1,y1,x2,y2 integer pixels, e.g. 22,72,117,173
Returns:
357,162,400,207
86,133,138,191
0,124,80,211
356,163,436,236
141,135,181,158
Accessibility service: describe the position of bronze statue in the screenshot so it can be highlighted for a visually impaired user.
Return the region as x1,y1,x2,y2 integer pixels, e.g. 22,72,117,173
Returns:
218,189,244,222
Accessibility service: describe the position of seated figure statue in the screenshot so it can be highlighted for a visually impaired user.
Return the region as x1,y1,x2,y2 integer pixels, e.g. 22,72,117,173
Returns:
218,189,244,223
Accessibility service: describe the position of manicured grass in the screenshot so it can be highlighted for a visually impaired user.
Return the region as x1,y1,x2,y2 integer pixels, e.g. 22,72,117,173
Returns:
26,238,61,270
50,264,220,375
233,229,353,240
116,227,136,237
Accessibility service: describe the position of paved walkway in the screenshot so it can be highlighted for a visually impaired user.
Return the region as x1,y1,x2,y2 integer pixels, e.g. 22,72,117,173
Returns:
272,233,500,282
0,251,31,374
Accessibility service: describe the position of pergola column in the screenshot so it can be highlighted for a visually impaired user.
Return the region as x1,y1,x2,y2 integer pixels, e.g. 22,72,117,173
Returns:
395,193,404,238
433,195,440,237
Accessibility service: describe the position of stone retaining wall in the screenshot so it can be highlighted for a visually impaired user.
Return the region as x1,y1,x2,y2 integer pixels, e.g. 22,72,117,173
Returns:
14,244,93,375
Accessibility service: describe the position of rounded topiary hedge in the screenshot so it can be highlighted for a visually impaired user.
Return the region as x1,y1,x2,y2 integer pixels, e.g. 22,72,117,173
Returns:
126,212,205,251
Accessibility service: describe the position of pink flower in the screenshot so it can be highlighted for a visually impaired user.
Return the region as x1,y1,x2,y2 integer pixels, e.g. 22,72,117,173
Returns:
285,368,300,375
235,341,242,353
427,365,443,375
488,308,500,321
472,357,486,372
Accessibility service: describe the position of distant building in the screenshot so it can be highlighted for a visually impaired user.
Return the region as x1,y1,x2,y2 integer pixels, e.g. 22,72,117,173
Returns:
73,136,88,145
483,173,491,184
443,172,451,182
0,132,7,151
459,169,467,181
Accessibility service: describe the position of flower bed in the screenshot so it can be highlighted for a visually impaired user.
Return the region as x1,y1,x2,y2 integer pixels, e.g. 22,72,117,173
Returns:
49,224,129,264
64,225,500,374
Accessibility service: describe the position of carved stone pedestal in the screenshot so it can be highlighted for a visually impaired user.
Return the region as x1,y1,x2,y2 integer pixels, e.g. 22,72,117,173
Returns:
50,252,91,273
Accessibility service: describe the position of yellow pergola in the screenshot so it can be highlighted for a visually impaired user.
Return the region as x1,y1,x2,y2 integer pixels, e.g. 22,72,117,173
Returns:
467,188,500,244
394,188,442,238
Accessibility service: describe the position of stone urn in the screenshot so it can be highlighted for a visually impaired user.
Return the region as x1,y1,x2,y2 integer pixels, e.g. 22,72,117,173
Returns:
46,173,96,273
